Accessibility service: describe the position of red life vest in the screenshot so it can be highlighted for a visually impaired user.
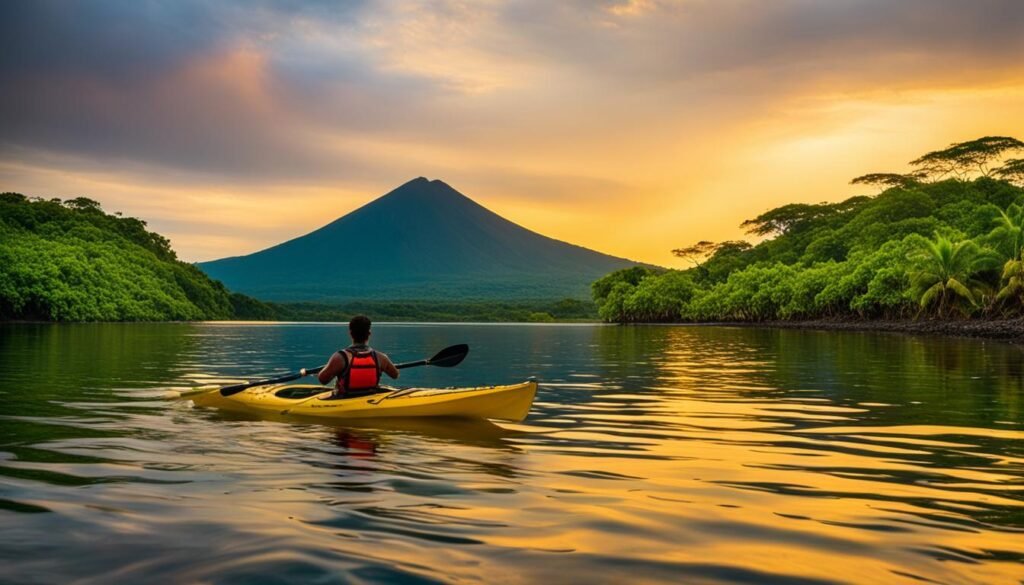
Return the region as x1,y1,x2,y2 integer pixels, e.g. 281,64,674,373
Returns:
339,347,381,393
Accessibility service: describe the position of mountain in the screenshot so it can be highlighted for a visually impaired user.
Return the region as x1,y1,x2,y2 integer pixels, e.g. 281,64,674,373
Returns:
197,178,642,301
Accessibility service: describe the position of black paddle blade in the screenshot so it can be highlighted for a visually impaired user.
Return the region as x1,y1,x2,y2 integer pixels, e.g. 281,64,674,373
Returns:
427,344,469,368
219,382,250,395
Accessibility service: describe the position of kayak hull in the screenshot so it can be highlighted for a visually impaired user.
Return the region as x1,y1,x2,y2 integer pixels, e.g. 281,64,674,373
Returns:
190,380,537,422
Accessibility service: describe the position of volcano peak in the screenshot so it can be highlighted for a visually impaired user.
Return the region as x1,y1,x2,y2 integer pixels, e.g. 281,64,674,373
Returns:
198,179,640,301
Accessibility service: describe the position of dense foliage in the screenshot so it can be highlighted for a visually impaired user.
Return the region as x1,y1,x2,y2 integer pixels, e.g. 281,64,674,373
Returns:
594,136,1024,322
0,193,272,321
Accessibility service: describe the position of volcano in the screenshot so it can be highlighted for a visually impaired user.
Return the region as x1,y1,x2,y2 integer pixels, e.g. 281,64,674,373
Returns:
197,178,640,301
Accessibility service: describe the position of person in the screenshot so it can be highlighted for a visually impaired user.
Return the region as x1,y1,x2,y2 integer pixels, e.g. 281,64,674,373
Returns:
315,315,399,396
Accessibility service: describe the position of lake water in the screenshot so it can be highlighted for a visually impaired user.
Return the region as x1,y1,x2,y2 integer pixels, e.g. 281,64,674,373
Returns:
1,322,1022,584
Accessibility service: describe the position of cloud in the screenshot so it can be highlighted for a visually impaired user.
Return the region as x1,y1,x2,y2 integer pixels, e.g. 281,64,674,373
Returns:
2,1,1024,263
5,0,1024,175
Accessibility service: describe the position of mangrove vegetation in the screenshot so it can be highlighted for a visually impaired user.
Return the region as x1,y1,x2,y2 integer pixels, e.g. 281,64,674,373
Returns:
0,193,273,321
593,136,1024,323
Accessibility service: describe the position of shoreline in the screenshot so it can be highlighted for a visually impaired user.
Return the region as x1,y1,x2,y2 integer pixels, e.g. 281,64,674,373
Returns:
0,319,604,325
3,318,1023,341
723,318,1024,342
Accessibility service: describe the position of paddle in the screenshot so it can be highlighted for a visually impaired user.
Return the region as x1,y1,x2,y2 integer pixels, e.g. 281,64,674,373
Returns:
218,344,469,397
395,343,469,370
219,366,325,397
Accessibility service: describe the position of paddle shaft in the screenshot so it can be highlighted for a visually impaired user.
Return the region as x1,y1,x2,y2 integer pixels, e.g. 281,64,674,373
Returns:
219,366,325,396
396,359,427,369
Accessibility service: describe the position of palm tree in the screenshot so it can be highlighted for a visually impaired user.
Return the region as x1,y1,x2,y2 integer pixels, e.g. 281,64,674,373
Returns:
990,204,1024,306
909,235,997,318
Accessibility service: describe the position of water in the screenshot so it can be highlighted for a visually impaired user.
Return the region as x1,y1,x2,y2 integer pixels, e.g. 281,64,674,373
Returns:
1,323,1022,584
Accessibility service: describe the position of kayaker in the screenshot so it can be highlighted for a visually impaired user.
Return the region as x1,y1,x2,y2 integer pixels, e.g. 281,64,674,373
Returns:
316,315,399,396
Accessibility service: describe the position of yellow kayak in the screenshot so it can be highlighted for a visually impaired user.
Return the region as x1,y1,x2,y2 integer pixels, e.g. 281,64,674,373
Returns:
187,380,537,422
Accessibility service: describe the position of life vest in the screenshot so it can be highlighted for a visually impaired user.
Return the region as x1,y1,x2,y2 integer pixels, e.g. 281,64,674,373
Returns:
339,346,381,393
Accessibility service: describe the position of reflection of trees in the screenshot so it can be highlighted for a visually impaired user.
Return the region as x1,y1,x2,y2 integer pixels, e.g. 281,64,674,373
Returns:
0,323,199,407
0,323,201,486
610,325,1024,538
679,327,1024,428
594,325,674,388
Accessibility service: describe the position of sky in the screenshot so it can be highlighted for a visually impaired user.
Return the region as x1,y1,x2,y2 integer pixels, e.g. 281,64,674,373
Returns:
3,0,1024,266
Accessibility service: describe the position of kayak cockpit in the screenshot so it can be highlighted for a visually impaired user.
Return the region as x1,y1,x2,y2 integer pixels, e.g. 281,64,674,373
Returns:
272,386,329,399
272,385,392,401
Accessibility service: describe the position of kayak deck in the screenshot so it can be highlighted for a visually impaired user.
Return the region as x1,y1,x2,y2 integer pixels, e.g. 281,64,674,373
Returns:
190,380,537,422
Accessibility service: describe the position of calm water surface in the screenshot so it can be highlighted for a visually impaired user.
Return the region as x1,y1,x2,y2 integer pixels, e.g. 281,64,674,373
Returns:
1,323,1023,584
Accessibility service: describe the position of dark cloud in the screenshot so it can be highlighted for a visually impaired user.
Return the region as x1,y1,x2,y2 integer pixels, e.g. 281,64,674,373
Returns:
0,0,434,181
2,1,230,81
0,1,372,78
2,0,1024,184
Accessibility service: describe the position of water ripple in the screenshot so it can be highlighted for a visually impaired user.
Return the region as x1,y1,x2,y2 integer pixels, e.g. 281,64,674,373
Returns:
1,323,1022,583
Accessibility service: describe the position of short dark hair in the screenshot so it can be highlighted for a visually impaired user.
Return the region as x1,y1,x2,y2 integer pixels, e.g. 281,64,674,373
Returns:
349,315,371,343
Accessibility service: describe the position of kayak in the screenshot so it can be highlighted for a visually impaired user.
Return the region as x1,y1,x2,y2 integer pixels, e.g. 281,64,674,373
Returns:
187,379,537,422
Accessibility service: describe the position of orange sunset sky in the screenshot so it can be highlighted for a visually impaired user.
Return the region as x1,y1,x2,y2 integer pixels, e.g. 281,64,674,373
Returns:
3,1,1024,267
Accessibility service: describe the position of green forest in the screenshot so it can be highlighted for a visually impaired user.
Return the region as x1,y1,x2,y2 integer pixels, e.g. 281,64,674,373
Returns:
0,193,274,321
593,136,1024,323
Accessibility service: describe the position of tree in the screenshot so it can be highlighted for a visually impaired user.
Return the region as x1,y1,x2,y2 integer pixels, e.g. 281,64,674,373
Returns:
712,240,753,255
850,172,925,190
910,136,1024,180
740,203,830,237
997,256,1024,308
832,195,872,213
672,240,750,276
990,204,1024,261
591,266,656,304
994,158,1024,187
63,197,103,212
622,271,696,321
596,281,634,322
989,204,1024,307
908,234,997,318
672,240,717,272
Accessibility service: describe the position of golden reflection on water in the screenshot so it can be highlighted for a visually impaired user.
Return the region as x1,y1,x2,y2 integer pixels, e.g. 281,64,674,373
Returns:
0,323,1022,583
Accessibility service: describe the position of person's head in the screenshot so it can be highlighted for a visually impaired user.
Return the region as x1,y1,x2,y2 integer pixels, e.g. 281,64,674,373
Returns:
349,315,372,344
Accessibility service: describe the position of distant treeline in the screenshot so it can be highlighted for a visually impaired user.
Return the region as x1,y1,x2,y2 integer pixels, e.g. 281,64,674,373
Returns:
593,136,1024,322
0,193,272,321
0,193,596,322
269,299,596,322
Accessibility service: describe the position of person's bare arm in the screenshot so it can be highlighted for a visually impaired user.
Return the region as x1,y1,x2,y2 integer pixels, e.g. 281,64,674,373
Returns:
316,352,346,385
378,352,399,380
